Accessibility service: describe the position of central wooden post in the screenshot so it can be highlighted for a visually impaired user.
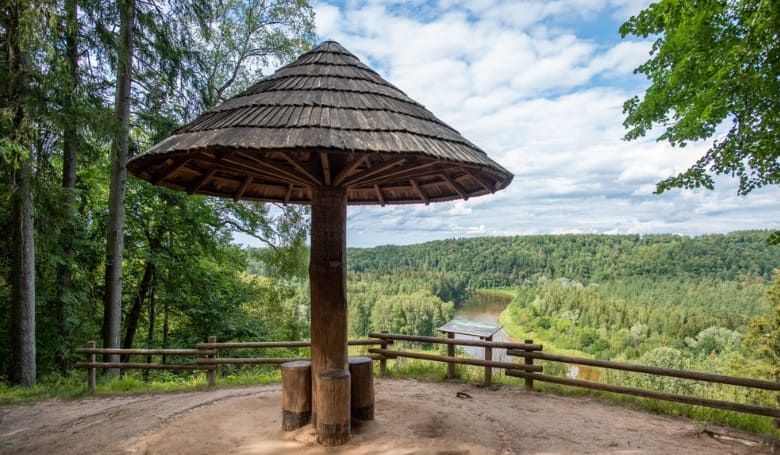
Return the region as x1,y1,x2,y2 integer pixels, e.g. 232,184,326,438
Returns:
309,186,350,445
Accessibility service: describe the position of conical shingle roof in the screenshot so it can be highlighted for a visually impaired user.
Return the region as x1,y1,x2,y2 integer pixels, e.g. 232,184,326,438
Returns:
128,41,513,205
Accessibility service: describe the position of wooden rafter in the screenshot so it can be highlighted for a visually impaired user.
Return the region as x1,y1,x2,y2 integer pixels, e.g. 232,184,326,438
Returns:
282,153,324,186
463,167,495,194
341,157,406,187
440,173,468,200
320,152,332,186
230,153,314,187
333,155,369,186
233,176,254,201
409,179,429,205
357,161,454,188
188,168,219,194
203,156,310,187
284,184,294,204
151,156,191,185
373,184,385,206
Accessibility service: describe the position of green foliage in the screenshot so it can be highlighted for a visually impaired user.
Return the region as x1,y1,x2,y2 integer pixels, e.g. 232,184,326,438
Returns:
0,0,316,382
348,232,780,288
346,273,455,338
742,271,780,381
620,0,780,195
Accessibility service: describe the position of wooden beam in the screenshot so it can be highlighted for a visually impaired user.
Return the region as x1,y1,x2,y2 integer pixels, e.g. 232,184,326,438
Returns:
357,162,455,188
75,362,214,371
410,179,429,205
341,157,406,186
507,351,780,391
188,168,218,194
463,167,495,193
505,371,780,419
333,155,368,186
151,156,191,185
233,176,253,201
368,332,542,350
320,152,332,186
282,153,324,186
373,184,385,206
284,184,294,204
229,153,314,187
367,348,542,372
198,156,309,187
309,187,350,444
440,173,468,200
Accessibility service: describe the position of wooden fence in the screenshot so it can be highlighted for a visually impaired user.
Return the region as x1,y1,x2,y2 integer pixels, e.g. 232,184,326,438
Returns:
76,332,780,422
75,337,391,392
366,332,780,420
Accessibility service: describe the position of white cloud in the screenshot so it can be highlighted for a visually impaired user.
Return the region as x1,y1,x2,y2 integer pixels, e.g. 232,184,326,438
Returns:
304,0,780,247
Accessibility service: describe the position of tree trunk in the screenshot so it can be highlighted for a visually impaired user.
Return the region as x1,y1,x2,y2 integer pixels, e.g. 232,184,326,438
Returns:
9,157,36,387
6,0,36,387
309,186,348,440
121,260,154,363
162,297,169,365
102,0,134,374
55,0,79,375
144,269,155,381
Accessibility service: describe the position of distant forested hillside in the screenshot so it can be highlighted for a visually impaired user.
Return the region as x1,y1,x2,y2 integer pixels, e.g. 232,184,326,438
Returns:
348,231,780,288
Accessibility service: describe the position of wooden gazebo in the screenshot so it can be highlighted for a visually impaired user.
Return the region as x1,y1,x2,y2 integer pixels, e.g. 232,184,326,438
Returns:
128,40,512,445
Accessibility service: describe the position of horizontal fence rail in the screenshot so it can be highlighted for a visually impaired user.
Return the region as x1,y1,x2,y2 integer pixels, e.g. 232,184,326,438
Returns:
506,348,780,420
367,332,543,387
507,350,780,392
368,348,542,372
368,332,542,351
195,339,386,350
505,371,780,419
75,337,393,390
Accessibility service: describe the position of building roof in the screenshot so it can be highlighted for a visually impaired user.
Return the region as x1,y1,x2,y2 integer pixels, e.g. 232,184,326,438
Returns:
438,319,503,339
127,41,513,205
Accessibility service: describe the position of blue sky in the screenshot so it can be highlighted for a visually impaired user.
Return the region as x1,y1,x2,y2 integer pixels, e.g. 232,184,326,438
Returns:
251,0,780,248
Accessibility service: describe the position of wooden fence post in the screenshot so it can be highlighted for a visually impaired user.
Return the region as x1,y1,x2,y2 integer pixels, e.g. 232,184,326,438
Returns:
524,339,534,390
379,330,388,377
484,335,493,387
86,341,96,393
446,332,456,379
207,336,217,387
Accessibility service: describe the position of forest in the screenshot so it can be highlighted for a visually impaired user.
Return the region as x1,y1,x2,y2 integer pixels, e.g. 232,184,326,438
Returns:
348,232,780,287
0,0,316,386
344,232,779,387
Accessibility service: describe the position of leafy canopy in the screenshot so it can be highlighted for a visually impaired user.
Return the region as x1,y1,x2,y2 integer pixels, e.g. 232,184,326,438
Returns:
620,0,779,195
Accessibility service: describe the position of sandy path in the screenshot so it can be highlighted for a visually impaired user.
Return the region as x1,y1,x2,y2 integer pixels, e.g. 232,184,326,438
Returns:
0,378,773,454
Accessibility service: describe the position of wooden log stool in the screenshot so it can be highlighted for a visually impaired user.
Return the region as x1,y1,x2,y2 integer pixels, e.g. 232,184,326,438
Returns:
315,369,351,446
348,356,374,420
281,360,312,431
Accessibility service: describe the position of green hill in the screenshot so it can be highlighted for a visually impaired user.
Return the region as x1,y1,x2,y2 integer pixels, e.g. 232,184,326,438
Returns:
348,231,780,288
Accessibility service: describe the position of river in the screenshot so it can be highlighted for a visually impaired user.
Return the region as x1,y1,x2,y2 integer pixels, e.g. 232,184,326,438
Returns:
454,290,600,381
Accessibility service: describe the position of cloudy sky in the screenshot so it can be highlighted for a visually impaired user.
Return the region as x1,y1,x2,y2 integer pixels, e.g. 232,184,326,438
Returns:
291,0,780,247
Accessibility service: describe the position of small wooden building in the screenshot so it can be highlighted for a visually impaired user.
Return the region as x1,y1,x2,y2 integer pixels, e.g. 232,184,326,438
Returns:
438,319,509,385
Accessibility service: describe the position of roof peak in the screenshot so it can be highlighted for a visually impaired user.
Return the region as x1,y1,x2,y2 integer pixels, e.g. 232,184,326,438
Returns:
313,40,350,53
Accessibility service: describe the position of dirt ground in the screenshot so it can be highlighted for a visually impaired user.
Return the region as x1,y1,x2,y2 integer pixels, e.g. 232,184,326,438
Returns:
0,378,775,454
